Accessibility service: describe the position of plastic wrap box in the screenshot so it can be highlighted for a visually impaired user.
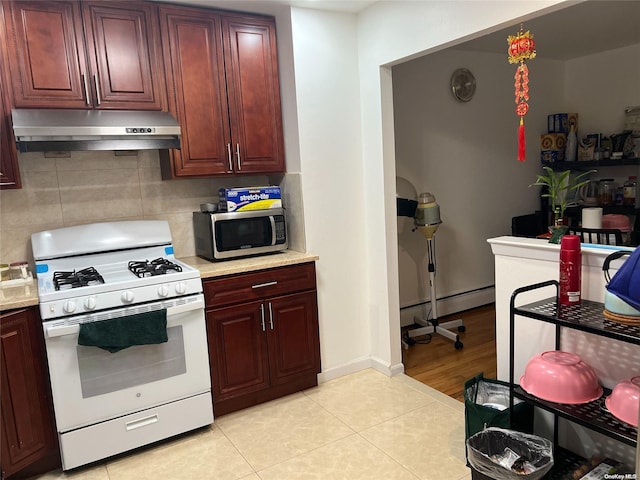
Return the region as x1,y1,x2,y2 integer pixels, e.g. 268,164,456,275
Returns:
218,186,282,212
547,113,578,134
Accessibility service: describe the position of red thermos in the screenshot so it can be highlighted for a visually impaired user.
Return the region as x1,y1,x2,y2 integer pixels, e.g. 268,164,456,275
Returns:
559,235,581,305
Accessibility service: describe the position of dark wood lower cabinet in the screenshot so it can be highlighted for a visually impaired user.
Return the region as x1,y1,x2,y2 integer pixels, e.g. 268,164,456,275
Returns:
205,263,320,416
1,307,59,479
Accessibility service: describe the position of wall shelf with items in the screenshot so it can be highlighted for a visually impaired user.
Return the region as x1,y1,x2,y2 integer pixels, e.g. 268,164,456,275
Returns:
508,281,638,476
543,157,640,171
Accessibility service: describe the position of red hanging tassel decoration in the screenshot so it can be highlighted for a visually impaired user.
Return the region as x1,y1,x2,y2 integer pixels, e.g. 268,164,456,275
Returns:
518,118,526,161
508,26,536,162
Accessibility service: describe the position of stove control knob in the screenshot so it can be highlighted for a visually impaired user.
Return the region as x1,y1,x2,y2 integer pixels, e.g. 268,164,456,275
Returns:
84,297,97,311
63,300,76,314
121,291,135,303
175,281,187,295
158,285,169,298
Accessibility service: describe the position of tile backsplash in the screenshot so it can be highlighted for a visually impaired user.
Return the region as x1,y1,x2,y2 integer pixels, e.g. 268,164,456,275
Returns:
0,150,305,266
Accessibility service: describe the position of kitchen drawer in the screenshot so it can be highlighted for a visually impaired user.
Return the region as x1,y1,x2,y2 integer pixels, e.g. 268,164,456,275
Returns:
58,392,213,470
204,263,316,308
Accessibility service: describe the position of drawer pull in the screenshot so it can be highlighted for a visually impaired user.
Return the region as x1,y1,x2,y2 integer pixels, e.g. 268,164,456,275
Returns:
125,414,158,431
252,281,277,289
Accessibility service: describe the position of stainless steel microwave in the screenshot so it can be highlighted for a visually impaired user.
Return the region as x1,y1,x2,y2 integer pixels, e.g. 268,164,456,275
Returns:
193,208,287,261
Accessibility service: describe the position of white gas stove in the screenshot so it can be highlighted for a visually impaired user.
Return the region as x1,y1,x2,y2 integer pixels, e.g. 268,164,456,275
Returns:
30,220,213,471
32,221,202,321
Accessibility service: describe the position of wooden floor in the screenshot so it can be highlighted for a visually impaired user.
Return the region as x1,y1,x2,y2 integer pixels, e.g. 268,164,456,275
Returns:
402,303,497,402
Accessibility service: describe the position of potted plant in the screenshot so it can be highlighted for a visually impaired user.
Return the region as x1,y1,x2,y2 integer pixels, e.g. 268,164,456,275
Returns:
531,167,596,241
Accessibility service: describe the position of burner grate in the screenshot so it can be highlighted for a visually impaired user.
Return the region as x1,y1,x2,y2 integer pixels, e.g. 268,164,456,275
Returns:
128,258,183,278
53,267,105,291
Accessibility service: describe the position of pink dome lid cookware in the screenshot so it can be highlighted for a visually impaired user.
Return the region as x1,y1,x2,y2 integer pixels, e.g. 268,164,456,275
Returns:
605,376,640,427
520,351,603,404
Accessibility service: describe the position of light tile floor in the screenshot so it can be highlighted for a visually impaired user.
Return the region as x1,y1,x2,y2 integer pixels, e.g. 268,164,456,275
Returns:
29,369,472,480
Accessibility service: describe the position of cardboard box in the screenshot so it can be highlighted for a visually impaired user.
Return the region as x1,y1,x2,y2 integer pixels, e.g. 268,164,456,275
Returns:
218,186,282,212
547,113,578,133
541,133,567,151
576,458,622,479
541,150,565,164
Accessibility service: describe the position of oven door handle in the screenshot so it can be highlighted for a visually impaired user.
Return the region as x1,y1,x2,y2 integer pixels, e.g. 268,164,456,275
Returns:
166,297,205,322
45,296,205,338
46,324,80,338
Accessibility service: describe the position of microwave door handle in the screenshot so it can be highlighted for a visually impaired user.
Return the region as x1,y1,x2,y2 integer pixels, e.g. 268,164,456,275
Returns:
270,216,276,245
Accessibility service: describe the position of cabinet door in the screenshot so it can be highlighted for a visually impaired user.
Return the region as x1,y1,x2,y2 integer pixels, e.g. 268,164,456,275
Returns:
207,300,270,401
0,12,21,190
3,0,90,108
1,308,58,479
267,291,320,387
82,1,166,110
222,14,285,174
159,5,231,177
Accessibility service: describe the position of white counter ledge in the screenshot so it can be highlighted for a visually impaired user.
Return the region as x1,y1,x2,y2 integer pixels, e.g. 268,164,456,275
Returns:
179,250,319,279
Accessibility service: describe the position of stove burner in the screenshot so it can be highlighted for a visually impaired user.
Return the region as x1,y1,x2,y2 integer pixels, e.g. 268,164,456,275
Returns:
53,267,105,291
128,258,183,278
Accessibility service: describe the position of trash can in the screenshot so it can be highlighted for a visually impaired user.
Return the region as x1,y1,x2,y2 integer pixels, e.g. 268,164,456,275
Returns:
466,427,554,480
464,373,534,443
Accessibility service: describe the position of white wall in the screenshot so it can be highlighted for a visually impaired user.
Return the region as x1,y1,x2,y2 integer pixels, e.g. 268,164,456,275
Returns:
393,49,563,322
290,9,371,377
564,43,640,188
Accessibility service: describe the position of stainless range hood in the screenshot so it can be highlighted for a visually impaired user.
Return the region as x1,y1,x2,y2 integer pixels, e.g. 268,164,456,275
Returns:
12,109,181,152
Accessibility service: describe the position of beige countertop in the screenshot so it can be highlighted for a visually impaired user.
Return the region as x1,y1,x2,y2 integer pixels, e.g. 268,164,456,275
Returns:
0,280,40,311
0,251,319,312
179,250,319,279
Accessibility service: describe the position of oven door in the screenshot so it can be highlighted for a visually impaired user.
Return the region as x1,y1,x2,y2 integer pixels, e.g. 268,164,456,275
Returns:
43,294,211,432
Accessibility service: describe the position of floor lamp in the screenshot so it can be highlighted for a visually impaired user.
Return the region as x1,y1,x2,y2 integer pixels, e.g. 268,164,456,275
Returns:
402,192,465,350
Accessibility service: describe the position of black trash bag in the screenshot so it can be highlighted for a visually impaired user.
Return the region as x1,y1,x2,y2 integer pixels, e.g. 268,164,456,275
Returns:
464,373,534,443
467,428,554,480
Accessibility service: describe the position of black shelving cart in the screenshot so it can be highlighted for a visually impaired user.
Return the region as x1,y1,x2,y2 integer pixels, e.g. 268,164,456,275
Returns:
507,280,639,478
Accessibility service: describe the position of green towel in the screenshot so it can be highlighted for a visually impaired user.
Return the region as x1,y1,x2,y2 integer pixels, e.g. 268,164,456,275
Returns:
78,309,168,353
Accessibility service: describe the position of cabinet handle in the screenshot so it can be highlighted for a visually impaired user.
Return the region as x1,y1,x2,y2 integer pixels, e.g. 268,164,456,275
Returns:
82,73,90,105
0,181,16,186
94,74,101,105
226,143,233,171
260,304,266,332
252,281,277,289
235,144,241,170
268,302,274,330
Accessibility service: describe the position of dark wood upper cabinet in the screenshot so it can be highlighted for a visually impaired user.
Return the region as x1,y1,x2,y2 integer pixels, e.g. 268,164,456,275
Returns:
3,0,88,108
0,6,21,189
81,1,166,110
1,65,21,189
222,14,285,175
2,0,165,110
159,6,285,178
159,6,231,177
